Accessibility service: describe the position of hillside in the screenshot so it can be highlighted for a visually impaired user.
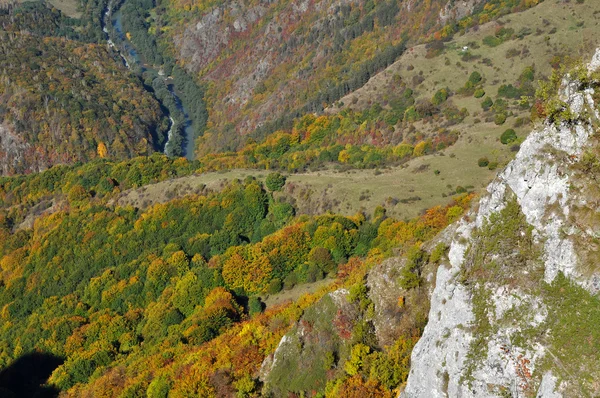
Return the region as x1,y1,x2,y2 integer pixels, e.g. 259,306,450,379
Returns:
160,0,541,155
403,49,600,397
0,3,167,175
0,147,474,396
0,49,598,397
106,0,600,222
257,49,600,397
1,0,600,397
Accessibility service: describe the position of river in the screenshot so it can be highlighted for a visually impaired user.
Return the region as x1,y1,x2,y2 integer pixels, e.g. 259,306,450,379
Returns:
102,5,196,160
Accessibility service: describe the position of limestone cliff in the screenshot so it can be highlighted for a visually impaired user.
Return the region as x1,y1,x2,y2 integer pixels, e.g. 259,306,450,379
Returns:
402,50,600,397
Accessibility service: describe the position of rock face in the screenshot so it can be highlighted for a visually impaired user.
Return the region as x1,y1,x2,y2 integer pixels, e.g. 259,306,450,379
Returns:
260,289,360,396
171,0,491,150
438,0,482,24
402,51,600,397
0,123,30,175
366,258,406,347
0,123,49,175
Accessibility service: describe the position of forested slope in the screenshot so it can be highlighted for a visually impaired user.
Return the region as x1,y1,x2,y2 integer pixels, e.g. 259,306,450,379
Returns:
1,0,600,396
158,0,544,154
0,3,167,175
0,152,472,396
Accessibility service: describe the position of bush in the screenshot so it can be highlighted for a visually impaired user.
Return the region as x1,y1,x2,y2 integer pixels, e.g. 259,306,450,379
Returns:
455,186,467,194
497,84,522,99
283,272,298,290
398,266,421,290
500,129,517,144
432,88,449,105
478,157,490,167
481,96,493,111
265,172,286,191
494,113,507,125
413,141,433,157
248,296,263,316
393,144,414,159
488,162,498,170
482,35,502,47
267,278,283,294
474,88,485,98
429,243,448,264
147,376,170,398
67,185,89,202
404,106,419,122
468,71,482,85
305,263,323,283
308,247,335,273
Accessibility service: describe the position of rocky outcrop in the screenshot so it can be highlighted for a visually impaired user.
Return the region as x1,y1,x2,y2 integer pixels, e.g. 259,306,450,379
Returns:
259,288,359,396
438,0,483,25
402,51,600,397
0,122,65,175
172,0,493,150
366,258,406,347
0,123,30,175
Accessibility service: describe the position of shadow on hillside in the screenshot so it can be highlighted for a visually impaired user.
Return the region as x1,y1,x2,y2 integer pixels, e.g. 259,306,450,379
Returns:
0,352,63,397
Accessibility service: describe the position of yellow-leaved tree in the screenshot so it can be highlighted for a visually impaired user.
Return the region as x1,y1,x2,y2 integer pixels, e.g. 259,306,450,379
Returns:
222,246,272,294
97,142,108,158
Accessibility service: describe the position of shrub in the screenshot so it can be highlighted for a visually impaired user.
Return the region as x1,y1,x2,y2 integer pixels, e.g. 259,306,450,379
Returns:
305,263,323,282
494,113,507,125
432,88,449,105
393,144,414,159
500,129,517,144
267,278,283,294
404,106,419,122
67,185,89,202
478,157,490,167
308,247,335,273
482,35,502,47
488,162,498,170
413,141,433,157
492,98,508,113
468,71,482,85
248,296,263,316
474,88,485,98
481,96,493,111
497,84,522,99
344,344,371,375
398,266,421,290
455,186,467,194
425,40,445,58
483,27,514,47
147,376,170,398
446,206,463,223
430,243,448,264
233,375,256,397
265,172,286,191
283,272,298,290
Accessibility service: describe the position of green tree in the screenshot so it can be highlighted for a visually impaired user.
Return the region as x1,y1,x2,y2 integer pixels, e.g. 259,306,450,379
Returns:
432,88,449,105
67,185,89,202
265,172,287,191
500,129,517,144
468,71,482,85
248,296,263,316
481,96,493,111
